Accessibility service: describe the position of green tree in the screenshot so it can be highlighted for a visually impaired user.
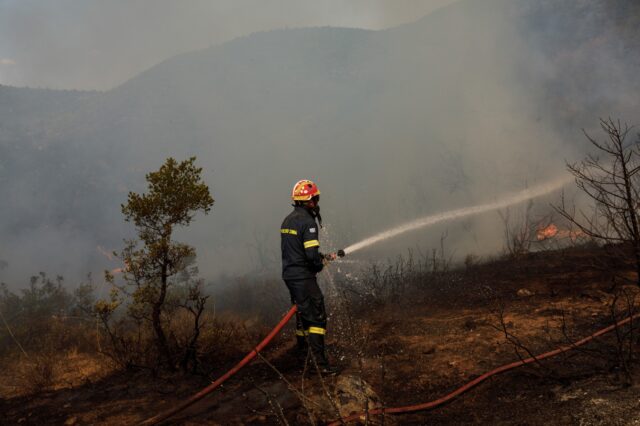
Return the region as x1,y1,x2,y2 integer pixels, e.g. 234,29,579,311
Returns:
107,157,213,370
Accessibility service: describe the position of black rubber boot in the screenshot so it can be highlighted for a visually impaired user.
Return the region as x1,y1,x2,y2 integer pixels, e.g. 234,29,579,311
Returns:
296,335,308,352
308,333,339,375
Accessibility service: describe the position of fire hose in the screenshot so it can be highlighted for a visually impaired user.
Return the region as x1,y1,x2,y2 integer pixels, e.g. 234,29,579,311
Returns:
141,305,298,425
328,314,636,425
142,303,635,425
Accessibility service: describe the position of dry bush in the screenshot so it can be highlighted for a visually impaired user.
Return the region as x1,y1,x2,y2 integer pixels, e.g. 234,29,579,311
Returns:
95,313,159,371
167,309,254,372
1,348,114,398
485,285,640,388
555,118,640,286
601,287,640,385
0,274,98,357
94,290,258,377
16,353,57,394
498,200,559,257
338,236,453,307
94,267,292,373
0,274,108,396
0,317,109,397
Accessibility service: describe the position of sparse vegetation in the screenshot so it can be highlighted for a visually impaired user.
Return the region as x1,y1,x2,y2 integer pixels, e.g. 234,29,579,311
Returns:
0,273,108,396
556,118,640,286
0,273,96,359
4,238,640,424
498,200,558,257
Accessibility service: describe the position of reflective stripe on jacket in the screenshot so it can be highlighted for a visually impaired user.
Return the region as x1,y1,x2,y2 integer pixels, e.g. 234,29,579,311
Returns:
281,206,323,280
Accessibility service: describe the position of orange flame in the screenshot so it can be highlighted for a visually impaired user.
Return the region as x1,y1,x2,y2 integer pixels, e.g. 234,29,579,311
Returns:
536,224,558,240
537,224,584,241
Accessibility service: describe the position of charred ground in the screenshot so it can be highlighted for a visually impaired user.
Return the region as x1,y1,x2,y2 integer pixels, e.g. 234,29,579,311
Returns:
2,244,640,425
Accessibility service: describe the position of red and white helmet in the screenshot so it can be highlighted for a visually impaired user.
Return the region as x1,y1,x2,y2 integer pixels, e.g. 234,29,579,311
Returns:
291,179,320,201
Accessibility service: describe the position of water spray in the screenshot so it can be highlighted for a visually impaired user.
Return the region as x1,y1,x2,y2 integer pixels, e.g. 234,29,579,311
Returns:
332,176,572,257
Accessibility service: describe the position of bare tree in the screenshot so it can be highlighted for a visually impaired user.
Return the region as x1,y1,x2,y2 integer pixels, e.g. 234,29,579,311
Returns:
499,200,554,257
555,118,640,285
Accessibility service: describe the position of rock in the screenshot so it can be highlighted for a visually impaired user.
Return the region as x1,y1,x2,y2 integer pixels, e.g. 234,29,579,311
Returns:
517,288,534,297
305,373,395,425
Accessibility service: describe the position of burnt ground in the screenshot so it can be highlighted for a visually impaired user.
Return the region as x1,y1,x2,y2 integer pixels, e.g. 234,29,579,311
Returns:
3,246,640,425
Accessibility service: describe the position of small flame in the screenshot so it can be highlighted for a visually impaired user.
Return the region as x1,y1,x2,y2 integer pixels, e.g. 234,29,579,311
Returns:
537,224,584,241
536,224,558,240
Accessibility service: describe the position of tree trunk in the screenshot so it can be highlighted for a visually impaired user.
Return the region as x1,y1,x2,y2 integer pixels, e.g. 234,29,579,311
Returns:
153,259,174,371
181,300,205,373
618,143,640,286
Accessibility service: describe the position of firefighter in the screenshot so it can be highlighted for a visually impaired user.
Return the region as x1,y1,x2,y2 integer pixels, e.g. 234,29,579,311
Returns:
281,179,339,375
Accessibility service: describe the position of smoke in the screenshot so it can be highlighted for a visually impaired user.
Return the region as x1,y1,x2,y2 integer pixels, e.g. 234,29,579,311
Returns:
0,0,456,90
1,0,638,288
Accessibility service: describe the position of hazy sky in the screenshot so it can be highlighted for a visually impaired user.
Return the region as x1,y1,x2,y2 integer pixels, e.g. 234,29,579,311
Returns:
0,0,457,90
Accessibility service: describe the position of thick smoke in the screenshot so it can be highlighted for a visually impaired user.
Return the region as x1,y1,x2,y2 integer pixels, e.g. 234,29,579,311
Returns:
0,0,456,90
0,0,638,288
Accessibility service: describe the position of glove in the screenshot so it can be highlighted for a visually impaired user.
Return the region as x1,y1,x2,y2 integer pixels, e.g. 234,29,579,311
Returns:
322,252,337,264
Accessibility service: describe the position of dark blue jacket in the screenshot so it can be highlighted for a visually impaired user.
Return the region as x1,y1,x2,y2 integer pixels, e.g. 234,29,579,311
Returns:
281,206,323,280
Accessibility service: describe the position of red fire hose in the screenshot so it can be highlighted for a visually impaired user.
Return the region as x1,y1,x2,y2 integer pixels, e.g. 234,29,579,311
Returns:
143,306,635,425
328,314,636,425
141,305,298,425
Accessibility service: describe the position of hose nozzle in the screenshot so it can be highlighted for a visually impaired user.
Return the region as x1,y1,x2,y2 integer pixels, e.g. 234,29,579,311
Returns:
337,249,345,258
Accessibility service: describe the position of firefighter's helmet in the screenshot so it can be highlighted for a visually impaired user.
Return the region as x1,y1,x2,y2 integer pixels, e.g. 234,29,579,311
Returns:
292,179,320,201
